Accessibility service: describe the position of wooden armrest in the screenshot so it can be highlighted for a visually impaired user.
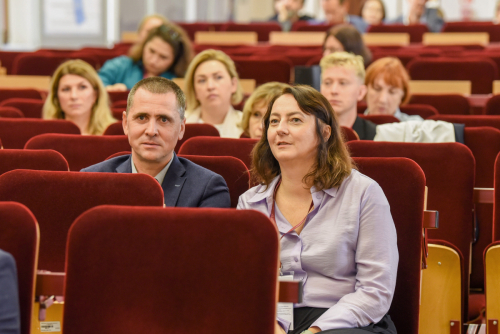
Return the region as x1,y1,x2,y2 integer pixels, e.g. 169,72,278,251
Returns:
36,271,65,296
474,188,494,204
424,210,439,229
278,280,303,303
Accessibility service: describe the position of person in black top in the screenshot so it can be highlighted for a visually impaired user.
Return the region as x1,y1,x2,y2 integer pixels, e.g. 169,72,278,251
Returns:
319,52,376,140
269,0,314,31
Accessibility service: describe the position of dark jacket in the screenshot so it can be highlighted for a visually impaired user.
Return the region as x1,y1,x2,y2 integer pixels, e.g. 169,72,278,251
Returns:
352,116,377,140
81,154,231,208
0,250,20,334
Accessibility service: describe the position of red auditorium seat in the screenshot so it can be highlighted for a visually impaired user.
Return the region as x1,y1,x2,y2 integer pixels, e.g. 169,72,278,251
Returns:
292,23,332,32
443,22,500,42
367,24,429,43
484,95,500,115
348,141,475,323
0,149,69,175
108,91,130,103
105,151,130,160
0,170,164,273
222,22,282,42
12,54,100,75
354,157,425,334
233,56,292,85
461,127,500,301
0,51,27,74
176,22,220,41
0,98,44,118
0,119,80,149
407,57,498,94
103,122,124,135
175,124,220,152
409,94,470,115
63,206,278,334
358,114,399,124
178,137,258,169
25,134,131,171
179,155,249,208
0,106,24,118
305,54,322,66
0,202,38,334
340,126,359,141
400,104,439,119
111,100,127,109
428,115,500,132
0,88,43,104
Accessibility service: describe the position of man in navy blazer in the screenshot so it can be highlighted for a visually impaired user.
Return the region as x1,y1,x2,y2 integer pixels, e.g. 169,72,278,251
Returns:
82,77,230,208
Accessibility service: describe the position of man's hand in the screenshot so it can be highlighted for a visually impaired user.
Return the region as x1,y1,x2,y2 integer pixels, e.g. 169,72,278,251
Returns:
106,83,128,92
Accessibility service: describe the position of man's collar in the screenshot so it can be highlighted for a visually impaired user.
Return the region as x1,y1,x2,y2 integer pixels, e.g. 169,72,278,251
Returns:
130,153,176,184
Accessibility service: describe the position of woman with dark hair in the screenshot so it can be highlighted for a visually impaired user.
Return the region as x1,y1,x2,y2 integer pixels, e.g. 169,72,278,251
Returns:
99,23,193,91
238,85,398,334
323,24,372,66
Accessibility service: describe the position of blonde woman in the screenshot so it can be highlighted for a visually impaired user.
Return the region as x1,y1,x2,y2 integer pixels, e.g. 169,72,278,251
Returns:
241,82,290,139
100,23,193,91
184,49,244,138
43,60,116,135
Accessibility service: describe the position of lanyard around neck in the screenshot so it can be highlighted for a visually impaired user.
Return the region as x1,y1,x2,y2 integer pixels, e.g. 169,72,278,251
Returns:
270,179,314,240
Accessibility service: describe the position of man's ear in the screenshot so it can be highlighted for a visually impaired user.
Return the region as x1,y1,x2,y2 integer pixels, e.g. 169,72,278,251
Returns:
122,111,128,135
178,118,186,141
358,84,367,102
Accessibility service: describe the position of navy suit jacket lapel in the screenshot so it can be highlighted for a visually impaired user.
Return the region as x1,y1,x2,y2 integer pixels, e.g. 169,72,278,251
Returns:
115,155,133,173
161,154,186,207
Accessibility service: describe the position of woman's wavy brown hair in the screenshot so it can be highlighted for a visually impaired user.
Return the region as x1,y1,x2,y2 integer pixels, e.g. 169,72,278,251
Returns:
251,85,354,191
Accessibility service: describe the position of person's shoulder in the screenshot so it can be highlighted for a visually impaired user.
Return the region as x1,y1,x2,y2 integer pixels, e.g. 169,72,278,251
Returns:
343,169,381,193
299,14,315,21
0,249,15,268
178,156,224,180
102,55,134,68
81,155,130,172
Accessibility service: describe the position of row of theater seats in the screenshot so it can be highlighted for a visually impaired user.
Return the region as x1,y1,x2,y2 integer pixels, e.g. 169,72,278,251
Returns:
0,150,427,334
3,133,500,333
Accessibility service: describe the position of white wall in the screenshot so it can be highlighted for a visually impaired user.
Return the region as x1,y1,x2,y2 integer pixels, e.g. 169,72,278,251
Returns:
6,0,40,49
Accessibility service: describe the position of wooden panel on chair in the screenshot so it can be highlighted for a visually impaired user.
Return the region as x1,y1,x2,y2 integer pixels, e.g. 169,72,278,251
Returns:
362,33,410,46
422,32,489,46
493,80,500,95
173,78,256,94
269,32,326,45
0,76,51,90
195,32,258,45
420,244,462,334
121,31,138,43
409,80,471,95
486,244,500,334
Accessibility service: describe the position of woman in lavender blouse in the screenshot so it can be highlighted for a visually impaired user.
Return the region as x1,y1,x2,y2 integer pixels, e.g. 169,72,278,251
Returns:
237,85,398,334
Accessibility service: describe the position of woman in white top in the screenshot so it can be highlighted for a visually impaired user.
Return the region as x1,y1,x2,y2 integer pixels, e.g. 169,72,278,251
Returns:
238,85,398,334
184,49,244,138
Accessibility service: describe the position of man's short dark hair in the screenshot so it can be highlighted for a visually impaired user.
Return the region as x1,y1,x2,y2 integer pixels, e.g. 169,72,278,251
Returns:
127,77,186,120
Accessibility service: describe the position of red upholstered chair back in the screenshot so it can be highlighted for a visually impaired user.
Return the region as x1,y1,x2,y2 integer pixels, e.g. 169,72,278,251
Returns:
400,104,439,119
353,157,425,334
358,114,400,125
179,155,249,207
233,56,292,85
0,202,38,334
340,126,359,141
492,153,500,241
305,54,322,66
63,206,278,334
484,95,500,115
178,137,258,169
103,121,124,135
462,127,500,290
293,24,332,32
428,115,500,132
0,98,44,118
221,22,282,41
0,149,69,175
25,134,131,171
409,94,470,115
0,119,80,149
108,91,130,103
367,24,429,43
443,22,500,42
0,51,28,74
106,151,130,160
348,141,475,321
0,88,43,104
176,22,213,40
175,124,221,152
0,170,164,272
111,100,127,108
0,106,24,118
407,57,498,94
12,54,100,75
